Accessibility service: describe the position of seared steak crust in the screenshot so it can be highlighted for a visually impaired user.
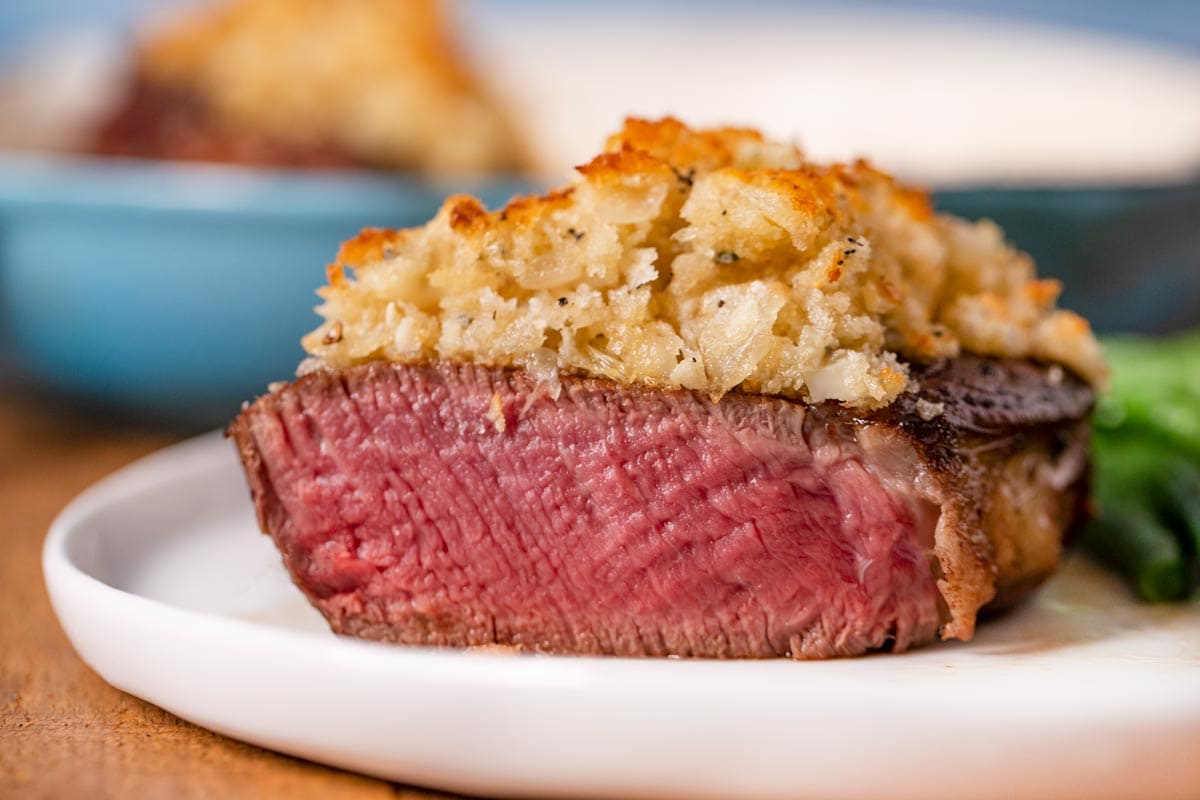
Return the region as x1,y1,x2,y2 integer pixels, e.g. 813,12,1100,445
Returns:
863,358,1093,627
230,357,1091,658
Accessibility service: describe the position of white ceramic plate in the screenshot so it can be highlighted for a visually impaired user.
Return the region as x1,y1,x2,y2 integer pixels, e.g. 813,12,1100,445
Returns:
44,433,1200,800
468,5,1200,186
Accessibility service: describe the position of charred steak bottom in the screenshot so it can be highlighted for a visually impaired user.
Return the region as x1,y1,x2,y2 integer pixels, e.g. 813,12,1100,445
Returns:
230,357,1092,659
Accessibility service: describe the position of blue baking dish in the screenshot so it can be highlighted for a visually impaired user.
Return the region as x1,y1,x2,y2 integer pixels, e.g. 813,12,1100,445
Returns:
0,151,533,427
935,181,1200,335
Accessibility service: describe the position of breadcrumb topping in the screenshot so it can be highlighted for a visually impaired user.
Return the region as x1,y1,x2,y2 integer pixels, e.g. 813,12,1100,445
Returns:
134,0,521,173
305,117,1107,407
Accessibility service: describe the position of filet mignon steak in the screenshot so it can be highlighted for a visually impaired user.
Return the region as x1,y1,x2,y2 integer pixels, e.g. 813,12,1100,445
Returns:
230,356,1092,658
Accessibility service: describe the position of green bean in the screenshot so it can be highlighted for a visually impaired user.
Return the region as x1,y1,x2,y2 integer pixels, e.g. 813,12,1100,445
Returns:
1079,505,1190,602
1083,333,1200,600
1091,434,1160,496
1099,334,1200,461
1157,457,1200,562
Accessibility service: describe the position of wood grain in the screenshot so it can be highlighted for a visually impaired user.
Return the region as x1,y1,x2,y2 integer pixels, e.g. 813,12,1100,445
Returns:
0,386,463,799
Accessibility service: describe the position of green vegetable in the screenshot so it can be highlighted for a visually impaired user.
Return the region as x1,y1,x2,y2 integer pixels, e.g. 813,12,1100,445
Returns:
1083,331,1200,602
1157,457,1200,563
1096,332,1200,462
1079,506,1190,602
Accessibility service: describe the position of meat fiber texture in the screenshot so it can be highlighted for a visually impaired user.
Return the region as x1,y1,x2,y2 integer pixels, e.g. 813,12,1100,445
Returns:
231,356,1092,659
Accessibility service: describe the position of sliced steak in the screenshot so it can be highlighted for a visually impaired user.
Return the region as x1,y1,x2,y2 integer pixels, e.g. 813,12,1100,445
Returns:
229,357,1092,659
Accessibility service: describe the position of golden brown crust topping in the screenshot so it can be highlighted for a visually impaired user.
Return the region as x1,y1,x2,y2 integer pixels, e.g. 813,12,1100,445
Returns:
126,0,522,173
305,117,1107,406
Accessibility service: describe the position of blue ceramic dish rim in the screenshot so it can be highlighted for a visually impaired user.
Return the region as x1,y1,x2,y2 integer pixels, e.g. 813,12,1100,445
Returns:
0,148,537,219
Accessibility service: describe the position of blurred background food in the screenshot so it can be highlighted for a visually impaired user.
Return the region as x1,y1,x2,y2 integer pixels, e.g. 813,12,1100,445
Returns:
0,0,531,426
90,0,524,173
0,0,1197,427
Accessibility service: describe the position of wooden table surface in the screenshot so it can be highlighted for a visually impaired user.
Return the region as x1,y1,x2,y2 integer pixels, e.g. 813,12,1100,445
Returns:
0,383,461,799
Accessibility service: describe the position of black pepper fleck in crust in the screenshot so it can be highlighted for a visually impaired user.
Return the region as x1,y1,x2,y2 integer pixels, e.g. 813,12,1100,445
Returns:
671,166,696,186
